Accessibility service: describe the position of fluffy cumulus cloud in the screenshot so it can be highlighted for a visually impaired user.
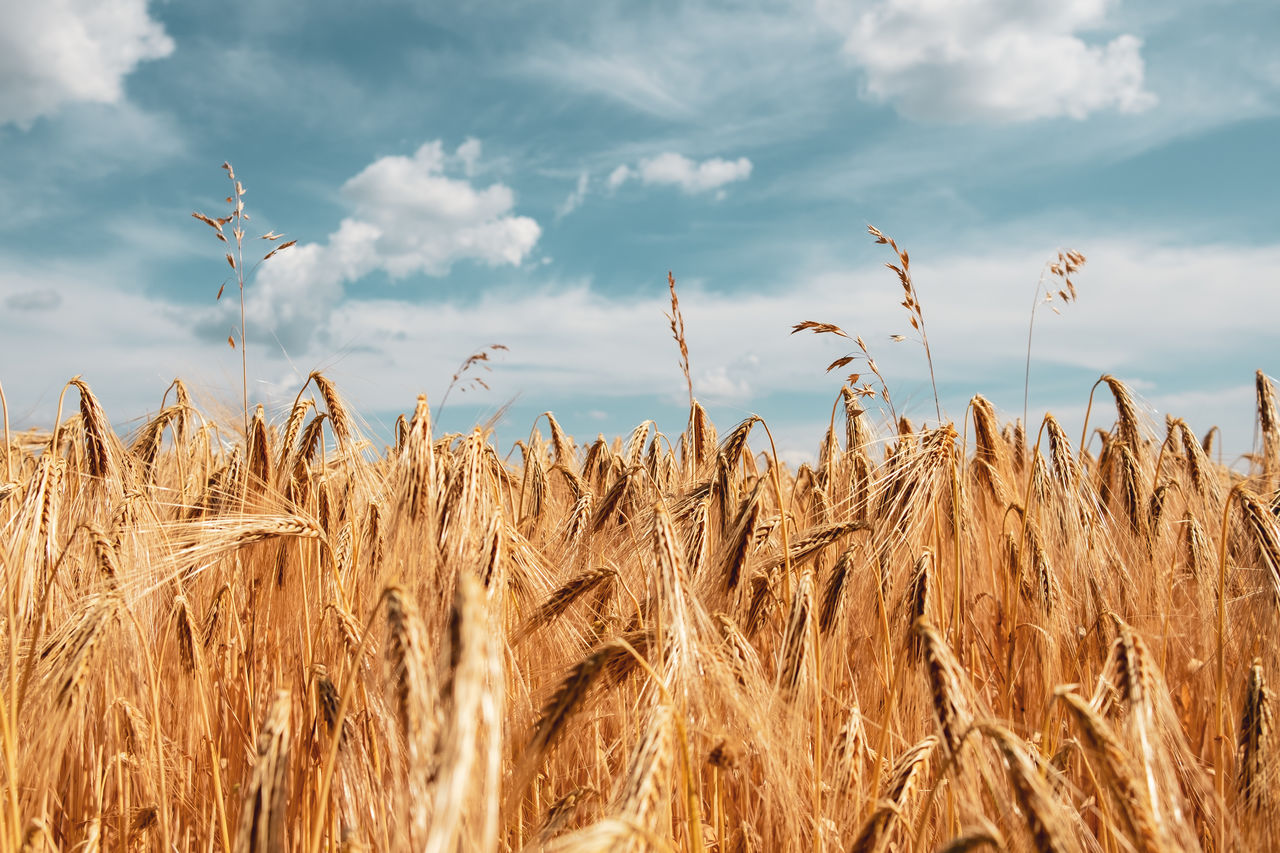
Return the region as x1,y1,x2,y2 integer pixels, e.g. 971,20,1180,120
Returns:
822,0,1156,122
241,140,541,350
0,0,173,128
610,153,753,195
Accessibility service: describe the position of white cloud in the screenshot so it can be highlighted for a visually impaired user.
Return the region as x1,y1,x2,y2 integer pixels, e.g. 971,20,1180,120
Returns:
0,0,174,128
555,171,589,219
4,289,61,312
5,233,1279,463
606,165,632,191
337,141,540,275
301,234,1280,457
697,354,760,402
241,140,541,349
456,137,483,177
821,0,1156,122
610,153,753,195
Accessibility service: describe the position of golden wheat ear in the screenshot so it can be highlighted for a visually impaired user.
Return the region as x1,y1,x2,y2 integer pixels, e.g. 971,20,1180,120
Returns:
233,691,292,853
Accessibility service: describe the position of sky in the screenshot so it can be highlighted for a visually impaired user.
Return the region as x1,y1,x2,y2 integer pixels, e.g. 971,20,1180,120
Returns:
0,0,1277,465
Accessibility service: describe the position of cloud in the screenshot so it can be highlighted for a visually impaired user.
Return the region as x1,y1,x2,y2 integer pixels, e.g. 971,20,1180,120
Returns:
302,233,1280,457
0,0,174,128
610,153,753,195
555,171,589,219
822,0,1156,122
521,45,699,120
606,165,632,192
237,140,541,350
5,233,1280,462
4,289,62,312
697,354,760,402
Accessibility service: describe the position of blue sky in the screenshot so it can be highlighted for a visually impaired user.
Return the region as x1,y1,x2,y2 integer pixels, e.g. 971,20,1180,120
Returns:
1,0,1277,463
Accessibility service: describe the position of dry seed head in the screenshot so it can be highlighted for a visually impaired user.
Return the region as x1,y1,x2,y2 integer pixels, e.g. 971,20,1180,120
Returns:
384,585,434,782
761,519,869,572
849,735,937,853
1238,658,1275,814
978,722,1082,853
310,371,353,449
278,395,313,474
1043,413,1078,489
423,571,491,853
233,690,292,853
971,394,1007,503
1235,487,1280,598
935,819,1006,853
1117,443,1146,537
69,378,118,482
685,496,711,579
172,595,200,675
545,411,576,469
624,420,652,468
1095,616,1154,716
520,566,617,639
1174,419,1217,501
1257,370,1280,478
717,480,764,591
904,551,934,656
247,404,270,494
915,617,974,754
691,400,716,469
528,634,643,765
713,612,760,683
778,570,813,693
1057,690,1163,853
130,404,182,480
819,544,858,631
1101,374,1142,451
610,704,673,827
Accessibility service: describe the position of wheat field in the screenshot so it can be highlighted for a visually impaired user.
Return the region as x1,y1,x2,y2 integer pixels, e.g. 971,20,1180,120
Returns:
1,347,1278,852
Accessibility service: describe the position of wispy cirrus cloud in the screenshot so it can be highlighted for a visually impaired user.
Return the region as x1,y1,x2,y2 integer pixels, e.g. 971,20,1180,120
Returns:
555,171,590,219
